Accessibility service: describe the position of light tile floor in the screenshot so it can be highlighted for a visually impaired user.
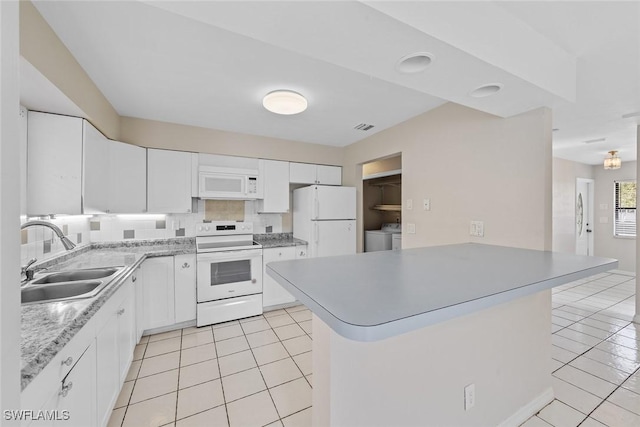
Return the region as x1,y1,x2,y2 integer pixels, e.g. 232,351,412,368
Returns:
110,271,638,427
523,271,640,427
108,304,313,427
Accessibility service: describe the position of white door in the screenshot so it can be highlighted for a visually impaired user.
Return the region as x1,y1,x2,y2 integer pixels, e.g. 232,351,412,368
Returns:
314,186,356,220
576,178,594,256
311,220,356,257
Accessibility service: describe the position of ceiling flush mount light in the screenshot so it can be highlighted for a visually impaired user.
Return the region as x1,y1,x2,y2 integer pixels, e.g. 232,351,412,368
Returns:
604,150,621,170
263,90,307,115
622,111,640,119
395,52,434,73
469,83,503,98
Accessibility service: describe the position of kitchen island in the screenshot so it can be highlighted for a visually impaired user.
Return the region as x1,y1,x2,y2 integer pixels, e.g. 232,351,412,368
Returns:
267,243,617,427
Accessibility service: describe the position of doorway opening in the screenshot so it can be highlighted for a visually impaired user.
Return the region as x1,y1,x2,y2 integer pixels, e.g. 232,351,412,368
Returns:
576,178,594,256
362,155,402,252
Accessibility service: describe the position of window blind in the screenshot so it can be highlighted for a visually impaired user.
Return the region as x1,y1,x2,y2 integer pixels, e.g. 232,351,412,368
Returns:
614,180,636,237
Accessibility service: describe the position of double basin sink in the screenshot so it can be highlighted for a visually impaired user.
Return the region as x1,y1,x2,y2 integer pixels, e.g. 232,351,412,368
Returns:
21,267,124,305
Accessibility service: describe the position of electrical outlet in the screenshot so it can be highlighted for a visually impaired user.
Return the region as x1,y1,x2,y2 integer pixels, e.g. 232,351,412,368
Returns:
464,384,475,410
406,199,413,210
470,221,484,237
407,223,416,234
423,198,431,211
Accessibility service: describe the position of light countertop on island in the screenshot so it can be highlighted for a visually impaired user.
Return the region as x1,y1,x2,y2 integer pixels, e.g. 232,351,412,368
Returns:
267,243,618,341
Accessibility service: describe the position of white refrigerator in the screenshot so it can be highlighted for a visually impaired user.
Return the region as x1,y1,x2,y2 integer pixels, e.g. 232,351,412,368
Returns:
293,185,356,258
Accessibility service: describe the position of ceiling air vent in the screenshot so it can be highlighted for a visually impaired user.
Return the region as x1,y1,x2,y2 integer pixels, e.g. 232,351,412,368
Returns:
354,123,375,131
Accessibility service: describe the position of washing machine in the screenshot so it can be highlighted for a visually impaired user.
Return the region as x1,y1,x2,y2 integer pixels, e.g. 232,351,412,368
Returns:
365,223,402,252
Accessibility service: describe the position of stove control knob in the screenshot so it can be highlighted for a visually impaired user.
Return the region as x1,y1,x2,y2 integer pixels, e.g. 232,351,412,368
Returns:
204,226,210,231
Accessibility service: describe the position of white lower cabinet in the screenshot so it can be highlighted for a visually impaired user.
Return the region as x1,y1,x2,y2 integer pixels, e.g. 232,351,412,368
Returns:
96,278,135,427
140,256,176,330
262,246,297,307
38,342,96,427
174,254,196,323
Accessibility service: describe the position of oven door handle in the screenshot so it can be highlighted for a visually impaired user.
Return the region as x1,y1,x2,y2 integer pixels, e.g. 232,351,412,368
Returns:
196,249,263,262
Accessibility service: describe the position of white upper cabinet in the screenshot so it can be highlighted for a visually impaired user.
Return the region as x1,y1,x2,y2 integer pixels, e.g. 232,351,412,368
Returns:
316,164,342,186
258,160,290,213
109,141,147,213
289,162,342,185
147,148,193,213
82,120,110,213
27,111,83,215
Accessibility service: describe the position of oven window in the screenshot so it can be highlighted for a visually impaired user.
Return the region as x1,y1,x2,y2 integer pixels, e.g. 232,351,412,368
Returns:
210,260,251,286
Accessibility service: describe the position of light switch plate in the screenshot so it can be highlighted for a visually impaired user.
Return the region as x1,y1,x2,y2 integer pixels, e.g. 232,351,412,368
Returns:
470,221,484,237
407,223,416,234
423,198,431,211
406,199,413,210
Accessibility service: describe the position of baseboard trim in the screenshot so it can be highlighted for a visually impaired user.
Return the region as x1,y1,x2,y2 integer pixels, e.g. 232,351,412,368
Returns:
609,269,635,277
497,387,554,427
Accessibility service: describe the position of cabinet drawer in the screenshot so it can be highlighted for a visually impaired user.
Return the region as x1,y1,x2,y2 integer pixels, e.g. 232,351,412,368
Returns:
263,246,296,263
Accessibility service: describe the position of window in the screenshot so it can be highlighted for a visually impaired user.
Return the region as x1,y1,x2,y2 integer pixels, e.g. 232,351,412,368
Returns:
614,180,636,237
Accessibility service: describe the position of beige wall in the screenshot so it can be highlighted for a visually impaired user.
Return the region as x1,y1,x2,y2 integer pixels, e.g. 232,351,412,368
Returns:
552,157,595,254
314,291,552,426
120,116,343,166
19,0,120,139
344,103,553,252
593,160,636,272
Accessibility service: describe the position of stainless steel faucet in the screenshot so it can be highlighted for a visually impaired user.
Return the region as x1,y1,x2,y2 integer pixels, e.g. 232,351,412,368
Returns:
20,220,76,283
21,220,76,250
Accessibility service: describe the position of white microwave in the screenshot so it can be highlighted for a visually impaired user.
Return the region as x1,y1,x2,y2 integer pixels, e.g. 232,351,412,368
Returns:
198,166,260,199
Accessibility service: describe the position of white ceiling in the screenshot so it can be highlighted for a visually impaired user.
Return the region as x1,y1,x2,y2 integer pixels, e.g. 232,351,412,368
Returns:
25,1,639,165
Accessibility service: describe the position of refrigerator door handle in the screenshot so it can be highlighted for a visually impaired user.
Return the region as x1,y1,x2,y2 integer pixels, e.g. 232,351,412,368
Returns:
315,222,319,244
314,196,320,220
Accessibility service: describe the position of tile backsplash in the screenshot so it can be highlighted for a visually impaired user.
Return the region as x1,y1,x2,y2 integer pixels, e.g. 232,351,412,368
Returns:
20,199,290,266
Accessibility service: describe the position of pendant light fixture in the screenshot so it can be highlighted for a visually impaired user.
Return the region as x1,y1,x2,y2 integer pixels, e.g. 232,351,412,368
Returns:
603,150,621,170
263,90,307,115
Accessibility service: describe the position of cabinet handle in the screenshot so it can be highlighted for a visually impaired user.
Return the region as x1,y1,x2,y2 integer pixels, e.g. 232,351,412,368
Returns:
278,252,282,256
132,275,137,282
61,357,73,367
182,262,190,269
251,278,257,284
59,381,73,397
117,308,125,315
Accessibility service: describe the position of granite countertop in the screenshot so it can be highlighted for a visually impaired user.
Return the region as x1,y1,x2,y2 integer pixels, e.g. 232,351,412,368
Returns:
20,238,195,391
267,243,618,342
254,233,307,249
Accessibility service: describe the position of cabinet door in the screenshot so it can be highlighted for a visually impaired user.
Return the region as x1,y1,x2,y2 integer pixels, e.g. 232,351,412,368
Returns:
117,282,136,384
147,149,192,213
54,343,96,427
262,247,296,307
316,165,342,186
82,120,110,213
174,254,196,323
289,162,317,184
96,312,119,427
133,268,145,343
259,160,290,213
109,141,147,213
27,111,83,215
141,256,176,330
